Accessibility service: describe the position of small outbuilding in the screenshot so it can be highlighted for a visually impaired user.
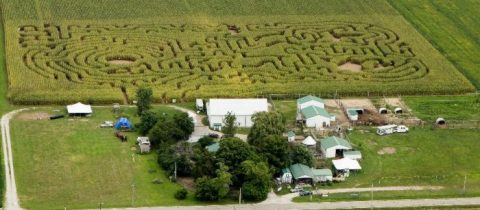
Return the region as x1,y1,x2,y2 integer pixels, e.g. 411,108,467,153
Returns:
67,102,92,116
196,99,204,111
280,168,293,184
297,95,325,110
115,117,133,130
379,108,388,114
312,169,333,182
343,150,362,160
332,158,362,177
346,108,364,121
394,107,403,114
287,131,295,142
320,136,352,158
302,136,317,146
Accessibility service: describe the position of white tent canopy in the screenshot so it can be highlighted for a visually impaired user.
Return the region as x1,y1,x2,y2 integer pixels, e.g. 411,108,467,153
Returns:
302,136,317,146
332,158,361,170
67,102,92,114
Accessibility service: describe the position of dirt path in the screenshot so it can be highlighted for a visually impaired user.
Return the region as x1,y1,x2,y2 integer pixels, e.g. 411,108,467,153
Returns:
2,109,27,210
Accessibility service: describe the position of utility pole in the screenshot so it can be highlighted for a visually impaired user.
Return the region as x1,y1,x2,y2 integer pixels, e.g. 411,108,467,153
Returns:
99,202,103,210
370,183,373,210
174,161,177,180
463,174,467,194
131,183,136,207
238,187,242,204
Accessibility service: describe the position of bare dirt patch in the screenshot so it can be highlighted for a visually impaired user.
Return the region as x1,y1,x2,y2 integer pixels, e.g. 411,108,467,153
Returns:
378,147,396,155
16,112,50,121
340,99,376,110
325,99,350,127
227,25,240,35
177,177,195,190
340,99,386,125
108,59,134,65
338,62,362,72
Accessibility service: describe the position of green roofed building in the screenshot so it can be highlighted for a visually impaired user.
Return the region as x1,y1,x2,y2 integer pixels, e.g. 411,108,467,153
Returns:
312,169,333,182
289,163,314,184
287,131,295,142
297,95,325,110
301,105,335,129
205,142,219,153
320,136,352,158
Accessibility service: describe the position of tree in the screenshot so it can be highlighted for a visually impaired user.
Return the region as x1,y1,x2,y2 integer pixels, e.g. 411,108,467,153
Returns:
197,136,215,148
248,111,286,145
290,144,315,167
157,142,193,176
241,160,272,201
216,137,259,186
173,112,194,139
148,119,182,146
136,111,159,135
192,148,217,178
222,112,237,138
195,164,232,201
255,135,290,172
136,86,153,116
174,188,188,200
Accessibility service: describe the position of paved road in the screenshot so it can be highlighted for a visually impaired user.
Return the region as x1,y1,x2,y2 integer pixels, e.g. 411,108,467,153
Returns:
2,109,26,210
261,186,443,204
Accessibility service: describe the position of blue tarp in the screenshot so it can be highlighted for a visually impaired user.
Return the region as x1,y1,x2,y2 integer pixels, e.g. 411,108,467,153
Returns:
115,117,133,129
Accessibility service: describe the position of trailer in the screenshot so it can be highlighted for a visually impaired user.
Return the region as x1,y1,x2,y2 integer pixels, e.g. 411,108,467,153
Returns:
377,124,409,135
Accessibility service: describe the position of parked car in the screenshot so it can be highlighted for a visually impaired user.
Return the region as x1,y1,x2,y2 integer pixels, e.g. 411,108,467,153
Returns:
208,133,220,139
100,121,114,128
299,191,313,196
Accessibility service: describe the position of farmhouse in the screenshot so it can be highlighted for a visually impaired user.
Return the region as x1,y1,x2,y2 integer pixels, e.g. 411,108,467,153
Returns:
301,106,335,129
320,136,352,158
289,163,314,184
297,95,325,110
206,98,268,129
66,102,92,116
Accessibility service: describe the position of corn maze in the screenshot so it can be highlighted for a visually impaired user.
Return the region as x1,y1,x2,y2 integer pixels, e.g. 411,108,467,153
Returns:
7,21,474,103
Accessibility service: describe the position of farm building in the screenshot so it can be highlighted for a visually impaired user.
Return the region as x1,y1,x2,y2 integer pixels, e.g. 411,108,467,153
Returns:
288,163,314,184
206,98,268,129
297,95,325,110
346,108,364,121
280,167,293,184
66,102,92,116
320,136,352,158
300,106,335,129
302,136,317,146
205,142,219,153
287,131,295,142
312,169,333,182
343,150,362,160
332,158,361,177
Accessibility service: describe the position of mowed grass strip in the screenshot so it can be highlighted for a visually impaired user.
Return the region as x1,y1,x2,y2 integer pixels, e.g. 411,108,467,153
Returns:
340,128,480,193
10,107,200,209
388,0,480,89
403,95,480,122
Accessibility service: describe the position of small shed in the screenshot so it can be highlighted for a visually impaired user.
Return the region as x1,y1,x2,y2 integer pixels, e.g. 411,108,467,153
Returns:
287,131,295,142
379,108,388,114
67,102,92,116
280,167,293,184
115,117,133,130
312,169,333,182
436,118,446,125
346,109,361,121
320,136,352,158
332,158,362,177
289,163,314,184
205,142,220,153
137,137,151,153
394,107,403,114
302,136,317,146
343,150,362,160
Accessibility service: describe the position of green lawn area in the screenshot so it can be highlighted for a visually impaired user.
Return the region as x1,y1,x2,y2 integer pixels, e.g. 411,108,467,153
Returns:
403,95,480,121
272,100,297,128
10,106,204,209
293,127,480,202
388,0,480,89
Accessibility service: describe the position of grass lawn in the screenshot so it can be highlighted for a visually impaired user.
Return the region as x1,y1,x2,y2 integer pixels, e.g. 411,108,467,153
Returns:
10,106,205,209
293,127,480,202
403,95,480,121
272,100,297,129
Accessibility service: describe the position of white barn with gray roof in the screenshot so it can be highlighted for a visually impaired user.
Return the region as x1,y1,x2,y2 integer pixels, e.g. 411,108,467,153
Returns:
206,98,268,129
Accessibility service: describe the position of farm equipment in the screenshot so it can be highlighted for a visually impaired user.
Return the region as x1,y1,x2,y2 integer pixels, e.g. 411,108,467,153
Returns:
376,124,409,136
49,114,64,120
115,131,128,142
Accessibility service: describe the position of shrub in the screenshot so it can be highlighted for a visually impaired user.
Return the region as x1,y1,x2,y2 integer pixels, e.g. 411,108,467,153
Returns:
174,188,188,200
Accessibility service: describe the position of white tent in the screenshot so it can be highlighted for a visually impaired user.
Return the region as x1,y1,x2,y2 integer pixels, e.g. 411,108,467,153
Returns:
332,158,361,170
302,136,317,146
67,102,92,115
